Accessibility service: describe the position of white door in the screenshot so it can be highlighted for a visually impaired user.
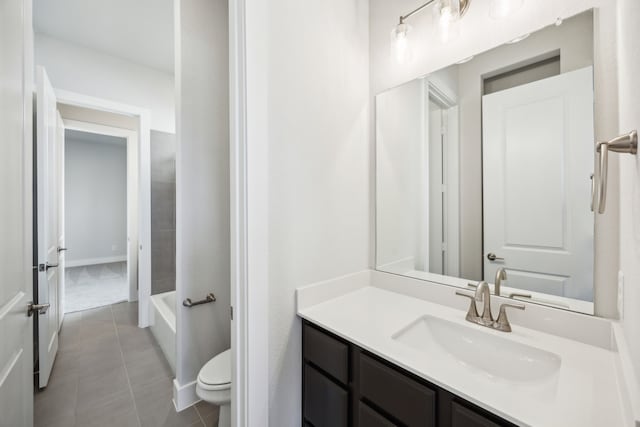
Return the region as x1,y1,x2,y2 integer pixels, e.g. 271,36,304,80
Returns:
56,112,66,328
0,0,34,424
36,66,61,387
482,66,594,300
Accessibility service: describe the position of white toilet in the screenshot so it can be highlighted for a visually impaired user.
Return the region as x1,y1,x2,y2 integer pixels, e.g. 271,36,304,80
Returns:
196,348,231,427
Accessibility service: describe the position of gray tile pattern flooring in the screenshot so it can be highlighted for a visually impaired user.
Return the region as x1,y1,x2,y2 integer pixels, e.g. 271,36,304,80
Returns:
35,302,218,427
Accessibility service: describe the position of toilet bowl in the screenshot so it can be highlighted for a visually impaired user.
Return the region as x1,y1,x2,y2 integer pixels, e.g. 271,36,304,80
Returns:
196,348,231,427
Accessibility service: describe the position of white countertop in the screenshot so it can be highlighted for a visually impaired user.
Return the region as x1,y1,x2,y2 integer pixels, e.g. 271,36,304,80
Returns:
297,275,634,427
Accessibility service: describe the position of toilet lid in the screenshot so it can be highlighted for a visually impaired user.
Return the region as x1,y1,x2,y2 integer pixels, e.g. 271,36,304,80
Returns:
198,349,231,386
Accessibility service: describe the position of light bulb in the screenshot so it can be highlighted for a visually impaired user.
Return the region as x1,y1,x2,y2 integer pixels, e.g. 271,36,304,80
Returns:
434,0,461,43
390,23,412,64
489,0,524,19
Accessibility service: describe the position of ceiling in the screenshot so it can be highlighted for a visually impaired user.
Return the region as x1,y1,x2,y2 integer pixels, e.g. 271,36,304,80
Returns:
34,0,174,73
65,129,126,146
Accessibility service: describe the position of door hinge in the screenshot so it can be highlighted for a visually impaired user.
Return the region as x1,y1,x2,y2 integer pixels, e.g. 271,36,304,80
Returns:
230,306,234,320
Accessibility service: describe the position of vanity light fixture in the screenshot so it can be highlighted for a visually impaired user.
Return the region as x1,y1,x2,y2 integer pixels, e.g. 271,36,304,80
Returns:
392,0,471,64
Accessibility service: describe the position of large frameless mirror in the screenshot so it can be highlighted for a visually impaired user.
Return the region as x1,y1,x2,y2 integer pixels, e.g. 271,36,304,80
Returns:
375,9,595,314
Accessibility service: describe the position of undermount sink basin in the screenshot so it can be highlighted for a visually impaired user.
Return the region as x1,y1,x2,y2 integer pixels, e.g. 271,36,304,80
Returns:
393,315,561,382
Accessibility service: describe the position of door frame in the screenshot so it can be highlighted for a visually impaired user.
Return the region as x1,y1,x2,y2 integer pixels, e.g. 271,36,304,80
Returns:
62,119,139,304
230,0,270,425
427,82,460,278
54,89,152,328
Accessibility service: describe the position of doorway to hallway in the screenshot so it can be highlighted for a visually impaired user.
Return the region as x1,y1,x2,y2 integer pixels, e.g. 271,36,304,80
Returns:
63,129,129,313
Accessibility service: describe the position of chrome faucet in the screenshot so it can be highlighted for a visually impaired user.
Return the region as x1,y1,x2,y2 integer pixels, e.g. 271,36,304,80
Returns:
494,267,507,296
474,281,493,326
456,281,525,333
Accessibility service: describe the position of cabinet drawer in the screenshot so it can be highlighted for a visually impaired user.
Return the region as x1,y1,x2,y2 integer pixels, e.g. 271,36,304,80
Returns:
303,364,348,427
359,401,398,427
359,353,436,427
451,401,505,427
303,322,349,384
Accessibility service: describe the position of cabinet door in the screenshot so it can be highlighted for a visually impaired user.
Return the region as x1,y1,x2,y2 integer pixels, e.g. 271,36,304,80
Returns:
451,401,503,427
303,364,349,427
303,321,349,385
359,402,398,427
359,353,436,427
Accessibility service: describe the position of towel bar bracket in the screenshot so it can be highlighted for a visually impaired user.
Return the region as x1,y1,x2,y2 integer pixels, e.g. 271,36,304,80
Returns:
593,130,637,214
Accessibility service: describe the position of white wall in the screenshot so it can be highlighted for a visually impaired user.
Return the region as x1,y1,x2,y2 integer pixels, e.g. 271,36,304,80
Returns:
370,0,620,318
263,1,370,425
617,0,640,386
174,0,230,401
35,33,175,133
65,134,127,265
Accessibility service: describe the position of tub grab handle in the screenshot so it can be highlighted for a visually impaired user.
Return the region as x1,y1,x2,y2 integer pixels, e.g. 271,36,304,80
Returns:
183,293,216,308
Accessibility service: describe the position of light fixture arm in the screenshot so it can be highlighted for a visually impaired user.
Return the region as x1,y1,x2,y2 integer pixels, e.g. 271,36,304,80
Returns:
398,0,471,24
399,0,437,24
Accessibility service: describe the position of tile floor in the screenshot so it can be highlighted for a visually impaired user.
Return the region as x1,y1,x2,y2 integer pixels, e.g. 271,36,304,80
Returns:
65,262,129,313
35,302,218,427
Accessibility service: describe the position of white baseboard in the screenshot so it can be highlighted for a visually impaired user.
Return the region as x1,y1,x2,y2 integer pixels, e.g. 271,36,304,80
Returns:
66,255,127,268
173,378,200,412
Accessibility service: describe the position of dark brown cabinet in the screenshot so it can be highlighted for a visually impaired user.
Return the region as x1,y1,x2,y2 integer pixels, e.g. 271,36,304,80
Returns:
304,364,349,427
302,320,517,427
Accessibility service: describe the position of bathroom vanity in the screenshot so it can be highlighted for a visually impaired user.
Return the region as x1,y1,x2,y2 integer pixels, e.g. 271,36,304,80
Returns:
303,320,517,427
297,271,637,427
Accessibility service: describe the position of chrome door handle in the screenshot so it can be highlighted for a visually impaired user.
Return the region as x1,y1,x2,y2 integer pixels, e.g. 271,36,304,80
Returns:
487,253,504,262
57,247,67,252
27,302,50,317
38,262,59,272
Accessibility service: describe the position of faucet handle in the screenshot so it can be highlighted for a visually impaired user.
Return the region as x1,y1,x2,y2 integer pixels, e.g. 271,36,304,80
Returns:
494,302,525,332
508,292,532,300
455,290,479,322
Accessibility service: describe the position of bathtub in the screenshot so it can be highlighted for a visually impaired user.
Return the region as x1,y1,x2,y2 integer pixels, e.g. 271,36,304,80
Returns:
150,291,176,374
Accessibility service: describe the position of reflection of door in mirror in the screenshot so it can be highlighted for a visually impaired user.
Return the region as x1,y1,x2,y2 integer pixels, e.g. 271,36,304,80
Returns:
482,66,594,301
427,90,460,277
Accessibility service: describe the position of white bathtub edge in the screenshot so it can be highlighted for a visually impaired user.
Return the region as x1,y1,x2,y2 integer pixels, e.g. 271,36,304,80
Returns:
150,291,176,375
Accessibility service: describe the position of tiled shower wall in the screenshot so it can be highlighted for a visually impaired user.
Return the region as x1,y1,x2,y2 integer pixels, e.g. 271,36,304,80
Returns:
151,130,176,295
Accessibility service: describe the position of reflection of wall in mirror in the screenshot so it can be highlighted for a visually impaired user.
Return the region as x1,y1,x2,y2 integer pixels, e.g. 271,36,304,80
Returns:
376,65,461,275
376,78,426,271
